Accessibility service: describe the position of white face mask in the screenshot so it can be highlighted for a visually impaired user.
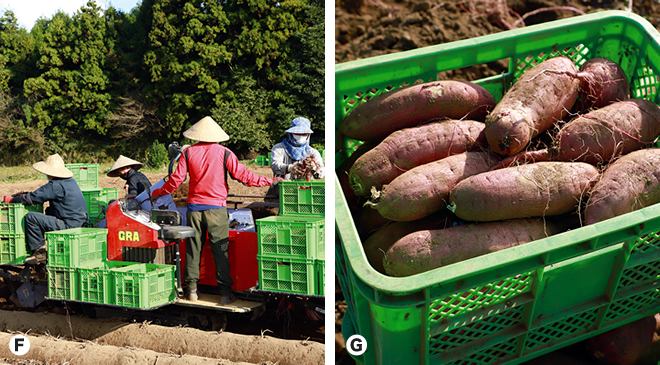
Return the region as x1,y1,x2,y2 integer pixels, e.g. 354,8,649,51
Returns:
292,134,309,143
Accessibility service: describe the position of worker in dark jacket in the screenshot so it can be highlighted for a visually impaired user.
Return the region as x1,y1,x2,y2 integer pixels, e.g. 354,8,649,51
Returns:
107,155,152,197
2,154,88,265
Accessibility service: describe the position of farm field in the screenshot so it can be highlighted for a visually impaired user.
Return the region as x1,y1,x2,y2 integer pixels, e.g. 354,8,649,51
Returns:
0,163,325,365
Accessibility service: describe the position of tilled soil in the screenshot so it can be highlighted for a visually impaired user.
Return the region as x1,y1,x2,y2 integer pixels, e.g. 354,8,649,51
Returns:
0,310,324,365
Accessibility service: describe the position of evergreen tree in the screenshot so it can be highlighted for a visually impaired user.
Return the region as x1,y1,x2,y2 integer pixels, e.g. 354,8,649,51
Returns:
23,2,114,141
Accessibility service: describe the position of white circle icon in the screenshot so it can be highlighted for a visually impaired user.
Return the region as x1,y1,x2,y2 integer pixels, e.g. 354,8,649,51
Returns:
9,335,30,355
346,334,367,356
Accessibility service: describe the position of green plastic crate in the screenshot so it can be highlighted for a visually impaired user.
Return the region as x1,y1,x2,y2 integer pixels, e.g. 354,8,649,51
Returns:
316,258,325,297
0,234,27,264
279,181,325,216
112,263,176,309
82,188,120,225
78,261,136,304
255,155,269,166
46,228,108,267
258,255,316,295
102,187,121,202
82,189,104,225
0,203,43,235
256,215,324,259
47,266,78,300
65,163,99,189
335,11,660,365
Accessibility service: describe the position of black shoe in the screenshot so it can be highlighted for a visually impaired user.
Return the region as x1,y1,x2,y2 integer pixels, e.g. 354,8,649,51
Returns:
220,293,236,304
25,248,47,265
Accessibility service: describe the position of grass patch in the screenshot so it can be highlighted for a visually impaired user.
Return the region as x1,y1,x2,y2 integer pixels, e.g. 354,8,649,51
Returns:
0,166,43,183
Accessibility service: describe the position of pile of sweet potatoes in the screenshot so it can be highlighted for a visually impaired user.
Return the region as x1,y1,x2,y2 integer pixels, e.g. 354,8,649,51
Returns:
338,55,660,278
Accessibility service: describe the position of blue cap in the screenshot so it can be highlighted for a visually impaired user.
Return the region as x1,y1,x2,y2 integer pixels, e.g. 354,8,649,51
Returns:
285,117,313,134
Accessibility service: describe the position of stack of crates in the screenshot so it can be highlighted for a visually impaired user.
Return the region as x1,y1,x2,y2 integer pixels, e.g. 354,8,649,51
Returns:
255,180,325,296
65,163,120,226
46,227,176,309
0,203,43,264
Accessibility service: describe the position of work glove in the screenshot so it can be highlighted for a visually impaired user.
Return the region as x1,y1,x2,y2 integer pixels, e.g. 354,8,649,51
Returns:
8,192,33,205
3,195,12,203
289,162,305,176
150,188,164,198
272,177,284,186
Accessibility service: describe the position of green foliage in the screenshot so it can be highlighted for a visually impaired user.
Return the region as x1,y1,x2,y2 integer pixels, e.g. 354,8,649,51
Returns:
211,73,272,153
147,139,168,168
0,0,325,165
23,2,113,137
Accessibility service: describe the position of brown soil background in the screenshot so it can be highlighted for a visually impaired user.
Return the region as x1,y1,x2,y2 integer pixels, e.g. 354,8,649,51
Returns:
335,1,660,364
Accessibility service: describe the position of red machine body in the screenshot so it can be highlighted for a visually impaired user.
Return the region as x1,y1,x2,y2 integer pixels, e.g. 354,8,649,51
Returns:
106,201,164,261
179,230,258,291
104,200,258,292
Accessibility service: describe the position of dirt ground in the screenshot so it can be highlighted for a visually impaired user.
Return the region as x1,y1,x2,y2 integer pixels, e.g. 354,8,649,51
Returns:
0,310,324,365
0,163,324,365
335,1,660,364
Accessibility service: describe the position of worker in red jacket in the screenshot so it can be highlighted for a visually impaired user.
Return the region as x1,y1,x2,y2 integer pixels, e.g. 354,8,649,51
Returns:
151,116,282,304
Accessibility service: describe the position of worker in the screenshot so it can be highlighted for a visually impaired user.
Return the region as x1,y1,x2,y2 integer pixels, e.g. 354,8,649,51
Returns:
266,117,324,200
150,116,283,304
2,154,88,265
106,155,152,197
270,117,325,180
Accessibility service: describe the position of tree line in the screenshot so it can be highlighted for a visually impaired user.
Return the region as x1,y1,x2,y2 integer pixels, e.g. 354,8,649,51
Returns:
0,0,324,166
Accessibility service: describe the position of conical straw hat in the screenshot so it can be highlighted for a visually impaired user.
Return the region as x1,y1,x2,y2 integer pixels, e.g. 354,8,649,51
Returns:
107,155,144,177
32,154,73,178
183,116,230,142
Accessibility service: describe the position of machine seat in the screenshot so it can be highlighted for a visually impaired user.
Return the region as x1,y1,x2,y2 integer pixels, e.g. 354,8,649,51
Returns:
160,225,196,242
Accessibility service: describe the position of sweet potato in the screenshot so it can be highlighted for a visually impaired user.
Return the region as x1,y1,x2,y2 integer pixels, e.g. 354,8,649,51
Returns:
485,56,581,156
339,80,496,141
583,314,660,365
348,120,487,197
450,161,599,222
337,141,378,211
363,213,452,274
553,99,660,164
584,148,660,225
491,99,660,169
578,57,630,110
365,151,500,221
383,218,563,277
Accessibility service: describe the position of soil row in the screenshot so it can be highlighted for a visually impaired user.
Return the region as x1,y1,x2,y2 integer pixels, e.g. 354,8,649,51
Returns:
0,310,324,365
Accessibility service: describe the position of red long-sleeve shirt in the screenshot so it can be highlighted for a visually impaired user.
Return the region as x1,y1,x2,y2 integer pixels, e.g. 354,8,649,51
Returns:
159,142,273,207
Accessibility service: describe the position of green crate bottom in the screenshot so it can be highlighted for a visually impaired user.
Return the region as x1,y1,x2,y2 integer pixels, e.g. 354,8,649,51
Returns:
78,261,136,304
258,255,316,295
316,259,325,296
0,234,27,264
112,263,177,309
47,266,78,301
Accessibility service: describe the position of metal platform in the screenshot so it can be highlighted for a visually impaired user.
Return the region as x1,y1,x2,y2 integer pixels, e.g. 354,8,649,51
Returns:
173,293,265,313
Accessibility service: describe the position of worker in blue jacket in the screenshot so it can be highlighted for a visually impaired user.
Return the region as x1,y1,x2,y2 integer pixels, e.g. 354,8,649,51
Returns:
3,154,88,265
